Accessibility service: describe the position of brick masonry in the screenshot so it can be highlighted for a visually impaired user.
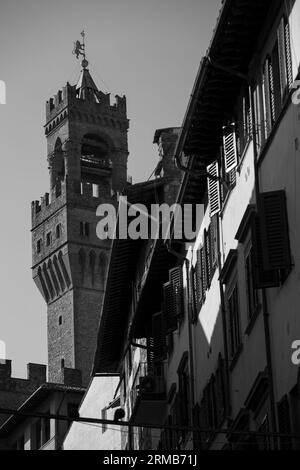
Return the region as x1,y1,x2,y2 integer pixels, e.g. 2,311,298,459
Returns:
31,76,129,386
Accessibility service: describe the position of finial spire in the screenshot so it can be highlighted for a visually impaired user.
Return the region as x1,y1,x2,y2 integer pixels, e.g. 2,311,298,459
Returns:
73,30,89,69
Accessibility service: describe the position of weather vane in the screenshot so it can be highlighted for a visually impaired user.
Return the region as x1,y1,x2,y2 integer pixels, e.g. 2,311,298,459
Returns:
73,30,89,69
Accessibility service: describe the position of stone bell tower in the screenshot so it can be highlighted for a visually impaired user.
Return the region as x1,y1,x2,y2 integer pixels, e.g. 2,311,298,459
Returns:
31,52,129,386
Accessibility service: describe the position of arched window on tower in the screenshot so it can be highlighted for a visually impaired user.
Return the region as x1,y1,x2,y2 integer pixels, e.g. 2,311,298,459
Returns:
50,138,65,189
80,134,112,186
78,249,86,275
89,250,96,285
98,252,107,281
56,224,61,239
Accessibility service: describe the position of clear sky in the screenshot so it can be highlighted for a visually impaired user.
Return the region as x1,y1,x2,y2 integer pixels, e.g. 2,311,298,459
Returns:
0,0,222,378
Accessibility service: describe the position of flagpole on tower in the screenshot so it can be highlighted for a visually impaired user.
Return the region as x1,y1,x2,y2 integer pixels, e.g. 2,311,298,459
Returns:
81,30,86,61
73,30,88,69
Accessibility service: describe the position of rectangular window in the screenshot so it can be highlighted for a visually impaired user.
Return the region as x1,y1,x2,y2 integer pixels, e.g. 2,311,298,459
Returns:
228,285,241,359
80,222,90,237
37,239,42,254
245,247,259,321
56,224,61,239
46,232,52,247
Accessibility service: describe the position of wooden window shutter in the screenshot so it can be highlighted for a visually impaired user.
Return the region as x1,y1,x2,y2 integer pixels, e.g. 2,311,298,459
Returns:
207,161,221,217
163,282,177,334
252,215,280,289
278,17,288,97
285,19,293,90
268,56,276,125
169,266,184,318
263,59,272,138
204,228,212,288
152,312,166,362
277,395,292,450
223,124,238,174
191,267,198,323
260,191,291,271
201,246,207,295
278,17,293,96
210,215,218,270
147,335,155,366
271,43,282,120
196,249,204,305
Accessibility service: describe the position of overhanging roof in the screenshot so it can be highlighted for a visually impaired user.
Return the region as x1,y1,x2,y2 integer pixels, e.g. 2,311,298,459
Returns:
175,0,280,205
0,383,85,438
92,179,172,374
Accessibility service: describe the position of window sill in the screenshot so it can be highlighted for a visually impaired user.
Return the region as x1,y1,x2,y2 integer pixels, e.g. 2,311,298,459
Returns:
229,344,243,372
245,304,262,336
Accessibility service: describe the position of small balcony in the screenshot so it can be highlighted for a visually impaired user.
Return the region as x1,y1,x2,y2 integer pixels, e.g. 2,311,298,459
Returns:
130,362,167,426
80,155,113,174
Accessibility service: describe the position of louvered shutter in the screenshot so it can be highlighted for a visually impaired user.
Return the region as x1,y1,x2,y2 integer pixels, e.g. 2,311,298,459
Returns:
272,43,282,120
191,267,198,323
196,249,203,305
285,19,293,90
260,191,291,271
147,335,154,366
207,161,221,217
169,266,184,318
152,312,166,362
277,396,292,450
278,17,288,97
246,86,252,138
252,215,280,289
200,247,207,295
241,88,252,148
210,215,218,271
268,57,276,125
163,282,177,333
204,229,212,287
223,124,238,173
263,58,272,137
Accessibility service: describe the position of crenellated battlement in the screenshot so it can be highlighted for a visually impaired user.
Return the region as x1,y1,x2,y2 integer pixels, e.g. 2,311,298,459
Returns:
31,177,112,228
0,360,82,388
46,82,75,122
0,360,47,383
31,179,67,227
46,80,127,125
0,360,83,425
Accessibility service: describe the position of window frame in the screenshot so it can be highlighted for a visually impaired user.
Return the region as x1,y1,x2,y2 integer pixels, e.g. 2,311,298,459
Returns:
226,279,242,363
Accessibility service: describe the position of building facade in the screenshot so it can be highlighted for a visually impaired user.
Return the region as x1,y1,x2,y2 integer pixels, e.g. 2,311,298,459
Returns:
90,0,300,450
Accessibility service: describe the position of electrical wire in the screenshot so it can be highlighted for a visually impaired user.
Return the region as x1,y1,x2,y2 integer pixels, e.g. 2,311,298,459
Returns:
0,406,299,440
